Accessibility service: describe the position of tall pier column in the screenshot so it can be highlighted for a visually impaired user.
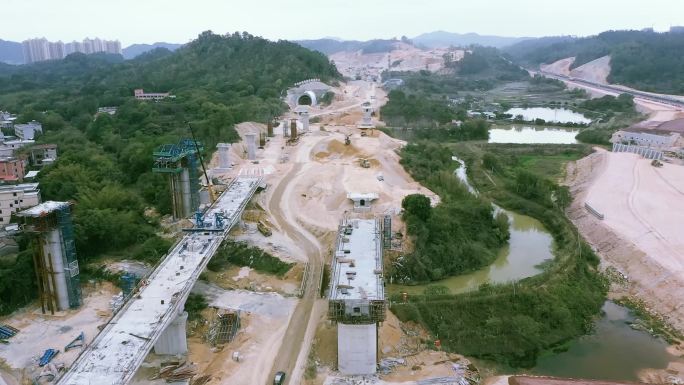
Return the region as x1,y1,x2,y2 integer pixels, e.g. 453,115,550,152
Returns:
154,311,189,355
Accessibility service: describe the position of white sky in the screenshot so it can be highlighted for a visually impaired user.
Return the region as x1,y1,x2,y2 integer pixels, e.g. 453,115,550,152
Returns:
3,0,683,46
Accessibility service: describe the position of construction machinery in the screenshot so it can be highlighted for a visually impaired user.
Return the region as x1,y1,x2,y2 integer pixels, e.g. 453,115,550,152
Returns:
345,135,351,145
359,158,370,168
651,159,663,167
188,122,218,203
257,220,272,237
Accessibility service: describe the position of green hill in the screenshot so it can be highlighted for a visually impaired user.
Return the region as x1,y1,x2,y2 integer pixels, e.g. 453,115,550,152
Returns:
505,30,684,94
0,31,340,315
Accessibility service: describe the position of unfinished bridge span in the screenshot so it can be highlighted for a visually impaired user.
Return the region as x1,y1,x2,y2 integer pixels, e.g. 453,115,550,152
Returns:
57,176,262,385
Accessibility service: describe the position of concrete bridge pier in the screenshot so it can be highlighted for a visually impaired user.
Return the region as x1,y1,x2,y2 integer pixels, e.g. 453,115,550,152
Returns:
154,310,189,355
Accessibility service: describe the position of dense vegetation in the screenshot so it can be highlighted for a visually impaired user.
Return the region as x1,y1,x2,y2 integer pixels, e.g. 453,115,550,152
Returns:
208,240,293,277
380,89,460,126
580,93,634,113
0,31,339,315
392,142,607,367
506,30,684,94
380,46,529,129
391,142,509,282
573,94,637,145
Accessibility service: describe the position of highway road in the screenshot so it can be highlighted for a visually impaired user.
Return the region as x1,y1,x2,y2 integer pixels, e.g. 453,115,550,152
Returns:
537,70,684,110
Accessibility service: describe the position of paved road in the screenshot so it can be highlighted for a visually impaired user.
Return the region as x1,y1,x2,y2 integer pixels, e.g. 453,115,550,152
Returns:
537,70,684,110
266,163,324,385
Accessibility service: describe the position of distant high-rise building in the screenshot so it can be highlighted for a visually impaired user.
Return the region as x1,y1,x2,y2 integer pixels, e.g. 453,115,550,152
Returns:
48,41,65,60
22,38,50,64
670,26,684,34
23,37,122,63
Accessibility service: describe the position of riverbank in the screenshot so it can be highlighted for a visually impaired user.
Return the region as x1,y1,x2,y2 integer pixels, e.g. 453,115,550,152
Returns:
564,148,684,381
390,141,607,368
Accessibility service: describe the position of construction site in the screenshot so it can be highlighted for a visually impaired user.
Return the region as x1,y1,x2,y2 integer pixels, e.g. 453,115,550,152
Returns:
3,43,684,385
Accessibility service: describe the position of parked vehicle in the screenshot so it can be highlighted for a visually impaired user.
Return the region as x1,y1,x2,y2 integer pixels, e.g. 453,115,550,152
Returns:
274,371,286,385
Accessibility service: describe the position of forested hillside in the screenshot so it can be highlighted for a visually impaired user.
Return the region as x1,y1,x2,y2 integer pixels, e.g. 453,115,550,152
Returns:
506,30,684,94
0,31,340,315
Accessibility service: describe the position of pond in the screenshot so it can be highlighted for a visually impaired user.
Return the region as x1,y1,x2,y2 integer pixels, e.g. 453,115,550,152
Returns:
388,158,553,296
488,125,579,144
388,206,553,296
505,107,591,124
530,301,682,381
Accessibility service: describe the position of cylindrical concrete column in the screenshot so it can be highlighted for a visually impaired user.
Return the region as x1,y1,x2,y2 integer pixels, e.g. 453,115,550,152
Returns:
301,112,310,132
44,229,69,311
154,311,189,355
290,119,297,140
216,143,231,169
245,133,256,160
180,168,191,217
282,120,289,137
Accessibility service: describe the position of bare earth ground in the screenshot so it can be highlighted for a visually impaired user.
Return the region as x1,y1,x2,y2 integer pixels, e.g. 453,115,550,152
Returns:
0,282,117,384
564,149,684,381
329,42,461,78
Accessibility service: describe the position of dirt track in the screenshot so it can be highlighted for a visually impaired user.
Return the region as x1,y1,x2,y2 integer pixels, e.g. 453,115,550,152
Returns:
266,161,325,385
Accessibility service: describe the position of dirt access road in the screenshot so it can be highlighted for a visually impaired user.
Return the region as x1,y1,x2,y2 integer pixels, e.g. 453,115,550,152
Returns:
266,161,325,385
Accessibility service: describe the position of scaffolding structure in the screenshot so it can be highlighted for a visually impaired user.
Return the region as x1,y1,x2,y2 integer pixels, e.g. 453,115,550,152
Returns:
152,138,203,219
382,215,391,249
206,308,241,346
19,201,82,314
327,299,386,324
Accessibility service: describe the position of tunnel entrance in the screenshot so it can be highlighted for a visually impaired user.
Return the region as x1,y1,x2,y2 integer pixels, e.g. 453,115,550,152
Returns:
298,94,313,106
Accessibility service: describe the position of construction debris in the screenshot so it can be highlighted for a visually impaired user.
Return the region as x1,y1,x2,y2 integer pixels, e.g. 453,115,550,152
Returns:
64,332,85,352
36,362,64,383
378,357,406,374
191,375,212,385
152,361,198,382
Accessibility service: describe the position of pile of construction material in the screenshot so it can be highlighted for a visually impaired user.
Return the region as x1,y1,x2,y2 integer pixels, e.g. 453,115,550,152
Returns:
0,324,19,343
151,361,212,384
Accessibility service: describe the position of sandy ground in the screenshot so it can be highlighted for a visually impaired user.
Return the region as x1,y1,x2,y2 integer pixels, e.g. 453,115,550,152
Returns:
0,283,117,384
205,79,441,385
329,42,460,79
191,283,297,385
570,55,611,84
309,310,477,385
540,57,575,77
541,56,610,84
565,149,684,336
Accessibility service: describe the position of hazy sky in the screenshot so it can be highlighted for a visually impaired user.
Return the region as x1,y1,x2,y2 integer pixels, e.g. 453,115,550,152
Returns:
4,0,684,45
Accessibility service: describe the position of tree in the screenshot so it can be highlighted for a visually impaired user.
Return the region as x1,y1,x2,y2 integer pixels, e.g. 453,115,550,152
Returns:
402,194,432,221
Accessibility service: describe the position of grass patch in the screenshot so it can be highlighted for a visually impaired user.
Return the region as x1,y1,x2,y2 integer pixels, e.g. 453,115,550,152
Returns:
184,293,208,321
208,240,293,277
616,297,684,344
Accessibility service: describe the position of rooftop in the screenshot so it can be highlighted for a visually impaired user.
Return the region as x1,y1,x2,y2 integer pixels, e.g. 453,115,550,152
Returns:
0,183,39,192
17,201,70,217
329,219,384,302
347,192,379,201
